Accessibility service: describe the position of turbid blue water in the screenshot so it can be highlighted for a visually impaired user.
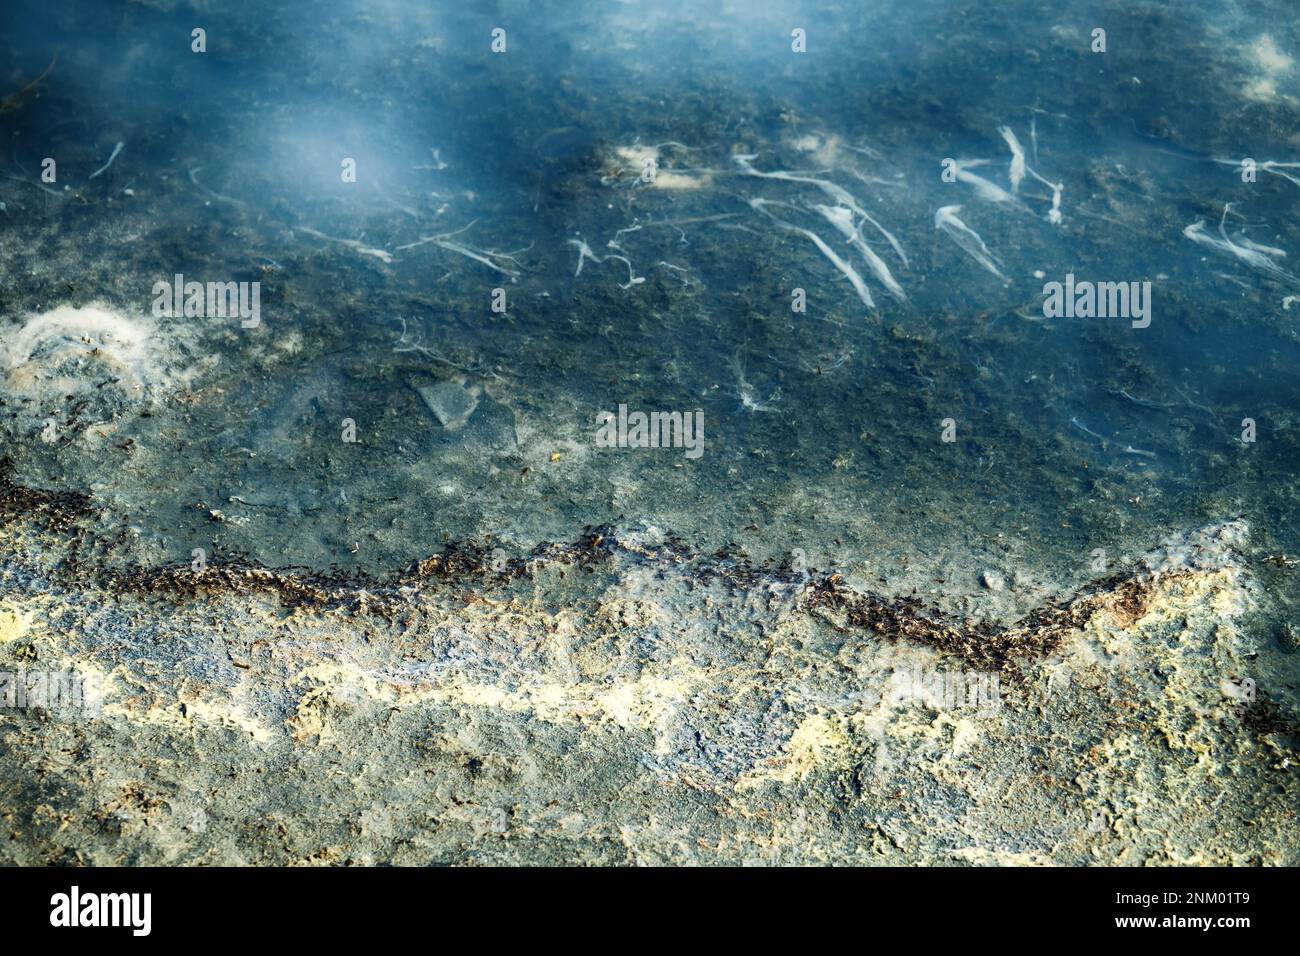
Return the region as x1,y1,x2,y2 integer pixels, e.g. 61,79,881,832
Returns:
1,0,1298,871
2,0,1298,620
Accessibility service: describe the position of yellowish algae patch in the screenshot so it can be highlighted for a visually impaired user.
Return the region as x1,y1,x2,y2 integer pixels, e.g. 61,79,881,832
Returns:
282,654,702,746
62,657,278,747
0,601,33,644
737,713,850,789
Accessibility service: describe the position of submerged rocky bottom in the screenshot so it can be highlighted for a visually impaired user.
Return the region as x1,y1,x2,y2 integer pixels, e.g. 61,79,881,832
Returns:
2,0,1300,867
1,463,1294,865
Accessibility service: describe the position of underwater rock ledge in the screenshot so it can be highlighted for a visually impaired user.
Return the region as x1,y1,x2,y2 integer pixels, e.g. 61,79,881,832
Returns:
0,461,1294,865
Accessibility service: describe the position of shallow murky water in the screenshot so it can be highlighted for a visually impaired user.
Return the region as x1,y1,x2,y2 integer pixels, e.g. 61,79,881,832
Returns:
1,0,1296,865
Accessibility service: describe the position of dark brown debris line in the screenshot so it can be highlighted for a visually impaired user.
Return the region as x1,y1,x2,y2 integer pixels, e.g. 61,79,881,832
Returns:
803,570,1190,677
0,463,1209,674
0,457,96,533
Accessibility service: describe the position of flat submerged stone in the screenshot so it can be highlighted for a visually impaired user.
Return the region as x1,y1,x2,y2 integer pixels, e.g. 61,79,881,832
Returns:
413,380,479,431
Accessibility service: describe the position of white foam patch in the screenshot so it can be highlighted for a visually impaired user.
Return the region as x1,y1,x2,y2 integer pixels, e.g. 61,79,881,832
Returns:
0,303,194,404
